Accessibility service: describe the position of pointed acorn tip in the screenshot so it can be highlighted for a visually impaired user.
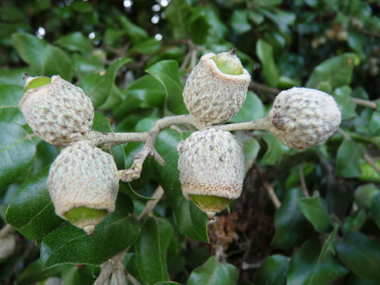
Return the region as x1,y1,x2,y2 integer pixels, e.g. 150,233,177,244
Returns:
22,73,29,80
229,48,237,56
206,212,216,220
84,225,95,236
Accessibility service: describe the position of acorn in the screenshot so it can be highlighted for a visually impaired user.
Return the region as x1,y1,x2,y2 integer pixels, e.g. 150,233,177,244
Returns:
183,49,251,126
0,234,16,259
266,87,341,149
177,129,245,219
19,75,94,147
47,141,119,235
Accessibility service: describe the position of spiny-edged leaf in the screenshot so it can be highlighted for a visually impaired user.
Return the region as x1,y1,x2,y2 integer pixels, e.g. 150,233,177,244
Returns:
230,91,265,123
333,86,357,120
187,256,238,285
43,44,72,81
306,53,355,90
40,193,140,269
91,112,125,170
336,139,365,178
262,134,289,166
369,111,380,137
371,193,380,230
271,188,314,249
5,167,63,240
145,60,188,115
337,231,380,281
297,191,332,232
319,224,339,262
287,236,349,285
12,33,48,73
0,122,36,190
136,217,173,284
127,75,166,108
80,57,130,107
54,32,93,54
164,0,191,39
0,84,25,125
17,260,63,285
135,118,209,242
256,39,279,87
255,255,290,285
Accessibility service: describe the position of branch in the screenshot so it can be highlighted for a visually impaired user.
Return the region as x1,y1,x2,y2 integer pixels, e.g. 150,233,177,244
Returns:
213,117,272,132
351,98,377,110
299,165,309,197
138,186,165,224
263,182,281,209
249,81,280,94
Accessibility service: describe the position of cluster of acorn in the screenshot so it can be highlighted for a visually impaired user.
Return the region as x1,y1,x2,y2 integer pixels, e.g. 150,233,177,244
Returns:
17,49,341,235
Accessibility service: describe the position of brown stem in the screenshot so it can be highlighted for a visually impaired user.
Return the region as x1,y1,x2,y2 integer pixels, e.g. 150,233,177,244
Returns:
213,117,272,132
299,165,309,197
351,98,377,109
138,186,165,224
263,182,281,209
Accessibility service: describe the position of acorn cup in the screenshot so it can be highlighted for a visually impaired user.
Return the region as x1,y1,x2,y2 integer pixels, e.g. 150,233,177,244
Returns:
19,75,94,147
266,87,341,149
183,49,251,126
177,129,245,219
47,141,119,235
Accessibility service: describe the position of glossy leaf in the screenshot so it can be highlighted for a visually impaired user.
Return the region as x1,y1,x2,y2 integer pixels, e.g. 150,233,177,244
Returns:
40,194,140,269
231,10,251,35
80,57,130,107
164,0,191,39
187,256,238,285
0,122,36,190
17,260,63,285
31,140,57,176
0,84,25,125
371,193,380,230
333,86,357,120
242,137,260,173
337,231,380,281
55,32,93,54
319,224,339,262
189,8,209,45
255,255,290,285
136,217,173,284
43,44,73,81
61,264,99,285
369,111,380,137
297,191,332,232
73,54,104,76
230,91,265,123
145,60,188,115
119,15,148,44
359,161,380,183
263,134,288,166
287,236,349,285
127,75,166,108
5,167,63,240
271,188,314,249
256,39,279,87
336,139,364,178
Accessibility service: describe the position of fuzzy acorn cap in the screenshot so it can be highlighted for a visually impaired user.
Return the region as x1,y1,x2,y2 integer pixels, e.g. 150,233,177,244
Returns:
19,75,94,147
47,141,119,234
0,234,16,258
183,52,251,126
177,129,245,211
267,87,341,149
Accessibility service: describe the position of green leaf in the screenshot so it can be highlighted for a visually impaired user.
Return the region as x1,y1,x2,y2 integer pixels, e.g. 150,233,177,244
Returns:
333,86,357,120
369,111,380,137
248,10,264,25
61,264,99,285
154,282,181,285
242,137,260,173
127,75,166,108
358,161,380,183
0,122,36,190
271,188,314,249
319,224,339,262
164,0,191,40
17,260,63,285
55,32,93,54
337,231,380,281
287,237,349,285
371,193,380,230
80,57,130,107
231,10,251,35
336,139,365,178
43,44,73,82
230,91,265,123
187,256,238,285
135,118,209,242
73,54,104,76
119,182,155,201
5,167,63,240
297,191,332,232
136,217,173,284
256,39,279,87
255,255,290,285
118,15,149,44
263,134,288,166
130,38,162,55
0,84,25,125
189,8,209,45
306,53,356,90
343,209,366,232
40,194,140,269
31,140,57,176
145,60,188,115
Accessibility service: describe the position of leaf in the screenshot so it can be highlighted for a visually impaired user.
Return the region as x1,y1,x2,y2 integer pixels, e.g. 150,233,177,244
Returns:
73,54,104,76
337,231,380,281
135,118,209,242
306,53,356,90
230,91,265,123
297,191,332,232
369,111,380,137
255,255,290,285
256,39,279,87
40,193,140,269
319,224,339,262
242,137,260,173
189,8,209,45
231,10,251,35
118,15,149,44
263,134,289,166
5,167,64,240
43,44,73,81
136,217,173,284
55,32,93,54
145,60,188,115
271,188,314,249
127,75,166,108
358,161,380,183
287,237,349,285
80,57,130,107
343,209,366,232
31,140,57,176
187,256,239,285
0,122,36,190
332,86,357,120
130,38,162,55
0,84,26,125
371,193,380,230
17,260,63,285
61,264,99,285
336,139,365,178
164,0,191,40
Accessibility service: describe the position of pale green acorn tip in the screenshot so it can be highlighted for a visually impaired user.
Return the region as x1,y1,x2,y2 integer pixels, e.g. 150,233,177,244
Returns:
23,74,52,94
212,48,244,76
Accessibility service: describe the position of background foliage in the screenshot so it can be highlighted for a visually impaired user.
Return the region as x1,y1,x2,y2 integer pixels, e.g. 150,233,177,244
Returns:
1,0,380,284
